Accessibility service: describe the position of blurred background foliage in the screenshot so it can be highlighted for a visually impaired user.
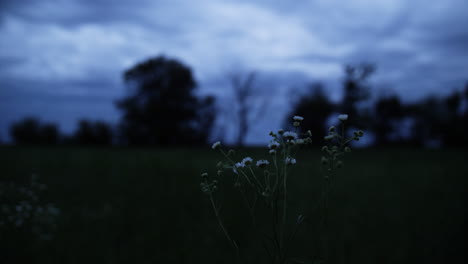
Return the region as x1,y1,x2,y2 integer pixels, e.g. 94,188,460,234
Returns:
6,56,468,149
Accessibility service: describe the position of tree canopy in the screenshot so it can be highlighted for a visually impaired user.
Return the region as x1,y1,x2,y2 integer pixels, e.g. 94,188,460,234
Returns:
115,56,215,146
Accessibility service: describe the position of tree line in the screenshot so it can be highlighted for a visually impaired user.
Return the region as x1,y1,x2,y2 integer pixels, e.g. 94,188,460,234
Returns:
7,56,468,148
287,64,468,148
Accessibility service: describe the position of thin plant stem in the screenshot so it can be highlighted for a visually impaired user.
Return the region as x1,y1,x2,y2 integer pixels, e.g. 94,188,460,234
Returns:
208,192,240,262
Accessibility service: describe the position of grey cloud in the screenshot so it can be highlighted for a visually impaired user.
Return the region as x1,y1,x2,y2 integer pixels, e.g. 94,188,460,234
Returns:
1,0,467,143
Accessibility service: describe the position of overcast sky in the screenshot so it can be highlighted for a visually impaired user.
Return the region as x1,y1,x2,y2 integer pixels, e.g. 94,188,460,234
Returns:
1,0,467,143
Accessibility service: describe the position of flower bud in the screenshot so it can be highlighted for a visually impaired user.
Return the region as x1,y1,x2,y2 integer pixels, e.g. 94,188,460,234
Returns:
201,173,208,178
293,115,304,121
283,131,298,140
297,214,305,224
293,122,300,127
338,114,348,122
329,126,336,132
285,157,297,166
211,141,221,150
336,160,343,168
295,139,305,145
227,149,235,156
242,157,253,166
344,146,351,153
268,141,280,149
256,159,269,168
321,156,328,165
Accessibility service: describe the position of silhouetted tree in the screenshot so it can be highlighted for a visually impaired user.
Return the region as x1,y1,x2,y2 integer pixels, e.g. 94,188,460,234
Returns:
115,56,215,146
227,71,267,146
440,91,462,147
341,63,375,127
73,120,113,145
373,95,404,146
403,86,468,148
286,82,334,145
406,96,446,147
10,117,59,145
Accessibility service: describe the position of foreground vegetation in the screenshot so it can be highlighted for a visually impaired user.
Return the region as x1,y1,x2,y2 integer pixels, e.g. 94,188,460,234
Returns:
0,146,465,264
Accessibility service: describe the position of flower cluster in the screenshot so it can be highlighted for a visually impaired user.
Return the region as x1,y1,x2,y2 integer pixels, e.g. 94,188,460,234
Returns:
200,173,218,194
200,114,364,263
202,115,313,197
321,114,365,174
0,174,60,240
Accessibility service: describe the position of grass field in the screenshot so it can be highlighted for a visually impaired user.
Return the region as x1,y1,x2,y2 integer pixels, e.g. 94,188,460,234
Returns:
0,146,466,264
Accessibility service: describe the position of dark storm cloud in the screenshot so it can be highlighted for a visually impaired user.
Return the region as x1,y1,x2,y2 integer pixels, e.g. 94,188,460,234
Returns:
0,0,467,143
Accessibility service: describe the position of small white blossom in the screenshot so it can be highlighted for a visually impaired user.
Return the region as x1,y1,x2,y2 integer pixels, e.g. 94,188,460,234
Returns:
285,157,297,166
211,141,221,150
256,160,270,168
295,139,305,145
338,114,348,121
235,162,245,168
283,131,298,140
293,116,304,121
241,157,253,166
269,149,276,155
268,141,280,149
324,135,334,141
233,162,245,174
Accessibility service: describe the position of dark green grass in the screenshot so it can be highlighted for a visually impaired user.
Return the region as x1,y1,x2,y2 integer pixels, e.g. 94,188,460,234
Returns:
0,147,466,264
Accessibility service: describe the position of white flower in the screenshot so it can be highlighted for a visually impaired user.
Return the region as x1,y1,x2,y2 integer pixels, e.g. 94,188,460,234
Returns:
283,131,298,140
241,157,253,166
324,135,334,141
293,116,304,121
256,160,269,168
294,139,305,145
235,162,245,168
285,157,297,166
268,141,280,149
338,114,348,121
233,162,245,174
211,141,221,150
269,149,276,155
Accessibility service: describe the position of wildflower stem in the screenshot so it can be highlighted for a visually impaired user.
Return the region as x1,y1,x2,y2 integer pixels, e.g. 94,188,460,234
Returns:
208,192,240,262
248,166,265,189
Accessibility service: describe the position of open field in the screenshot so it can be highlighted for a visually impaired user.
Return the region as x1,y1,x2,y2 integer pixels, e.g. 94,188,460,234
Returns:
0,147,466,264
